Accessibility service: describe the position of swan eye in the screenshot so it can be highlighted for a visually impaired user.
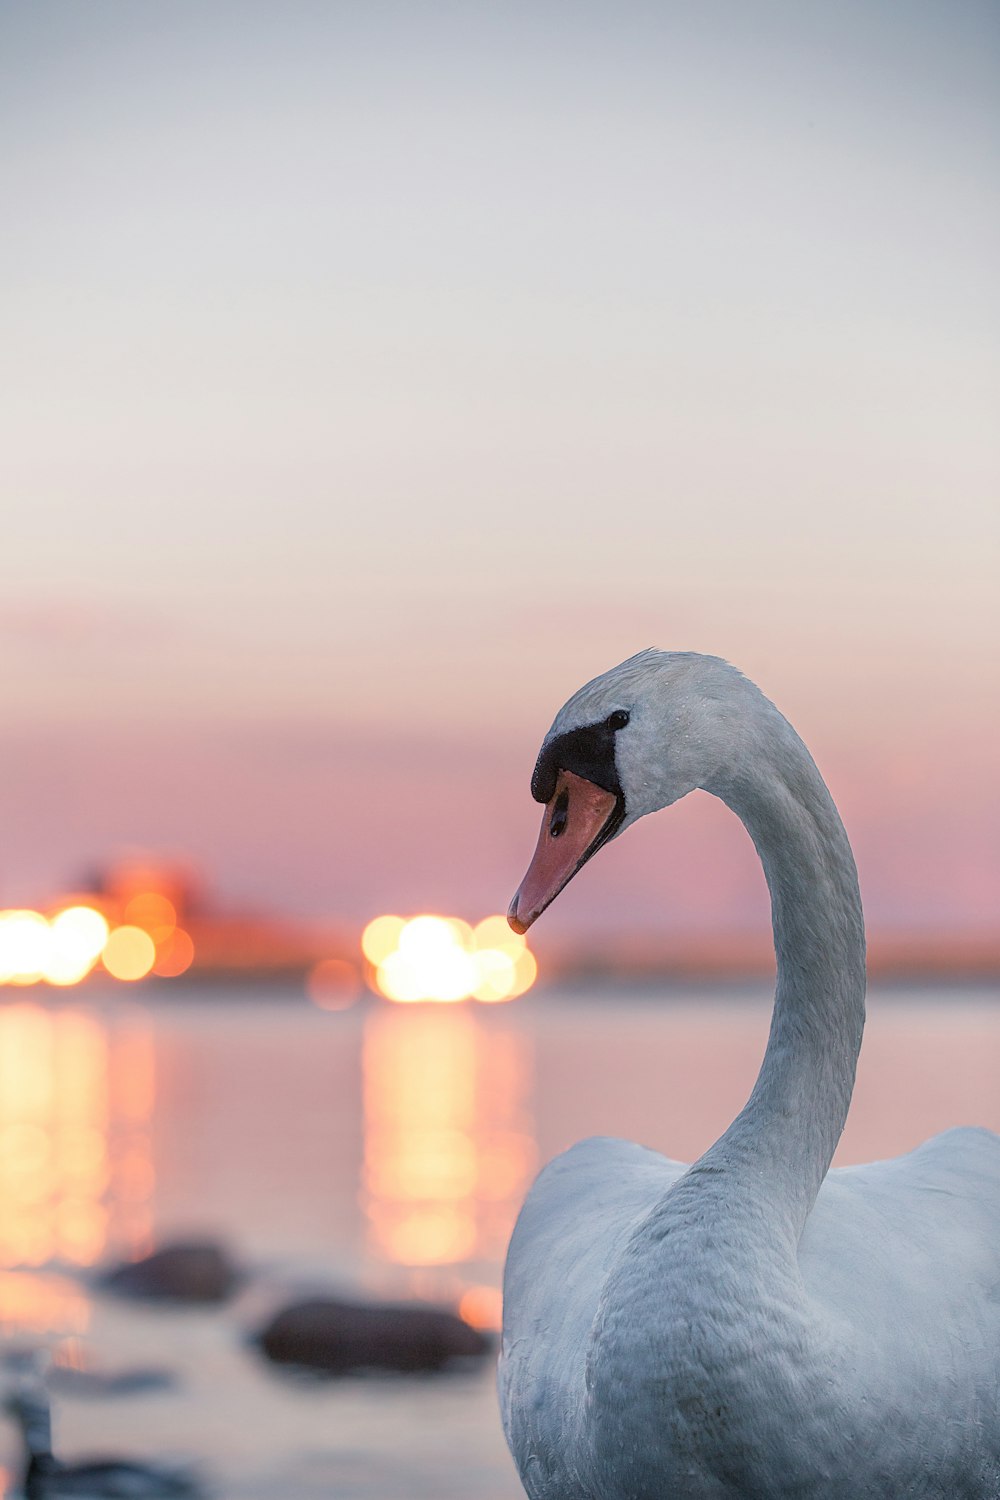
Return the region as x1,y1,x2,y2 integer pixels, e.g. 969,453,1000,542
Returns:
549,788,569,838
606,710,630,731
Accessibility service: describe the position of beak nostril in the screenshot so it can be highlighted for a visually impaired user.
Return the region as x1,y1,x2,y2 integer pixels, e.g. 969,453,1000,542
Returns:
549,788,570,838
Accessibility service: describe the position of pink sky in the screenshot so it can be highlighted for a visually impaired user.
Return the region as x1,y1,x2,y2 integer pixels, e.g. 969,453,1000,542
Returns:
0,3,997,946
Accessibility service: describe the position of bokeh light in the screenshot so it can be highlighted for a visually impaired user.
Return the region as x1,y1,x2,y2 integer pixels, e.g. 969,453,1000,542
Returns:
151,928,195,978
0,911,51,985
50,906,110,963
0,895,196,989
45,906,111,986
101,926,156,982
459,1283,504,1332
364,913,536,1004
123,892,177,944
361,914,406,966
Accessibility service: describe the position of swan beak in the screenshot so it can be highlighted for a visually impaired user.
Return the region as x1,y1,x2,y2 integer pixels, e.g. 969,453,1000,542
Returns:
508,770,620,933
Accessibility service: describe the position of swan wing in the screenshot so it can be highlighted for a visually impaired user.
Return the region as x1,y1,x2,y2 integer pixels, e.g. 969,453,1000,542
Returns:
501,1128,1000,1495
499,1135,685,1495
804,1126,1000,1324
801,1124,1000,1457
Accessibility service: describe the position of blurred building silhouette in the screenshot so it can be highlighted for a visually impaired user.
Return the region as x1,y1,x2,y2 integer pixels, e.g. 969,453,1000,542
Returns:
83,857,357,984
0,857,357,992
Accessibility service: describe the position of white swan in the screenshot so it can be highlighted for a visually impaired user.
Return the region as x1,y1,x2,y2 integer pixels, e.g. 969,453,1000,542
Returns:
500,650,1000,1499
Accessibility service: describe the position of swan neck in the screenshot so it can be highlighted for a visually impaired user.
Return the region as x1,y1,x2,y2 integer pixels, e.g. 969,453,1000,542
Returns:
701,704,866,1235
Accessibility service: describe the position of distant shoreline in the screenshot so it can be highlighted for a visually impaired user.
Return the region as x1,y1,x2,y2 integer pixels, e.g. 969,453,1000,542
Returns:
531,932,1000,988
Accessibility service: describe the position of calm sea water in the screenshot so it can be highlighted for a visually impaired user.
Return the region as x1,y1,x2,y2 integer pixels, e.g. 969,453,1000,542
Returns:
0,983,998,1498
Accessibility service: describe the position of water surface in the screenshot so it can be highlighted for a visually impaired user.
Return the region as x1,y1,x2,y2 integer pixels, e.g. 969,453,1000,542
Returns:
0,984,997,1497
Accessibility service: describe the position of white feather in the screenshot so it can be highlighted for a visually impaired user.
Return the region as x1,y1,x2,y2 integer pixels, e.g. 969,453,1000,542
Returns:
499,652,1000,1499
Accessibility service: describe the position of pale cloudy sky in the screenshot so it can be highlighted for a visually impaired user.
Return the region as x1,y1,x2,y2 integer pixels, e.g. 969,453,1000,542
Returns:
1,2,997,945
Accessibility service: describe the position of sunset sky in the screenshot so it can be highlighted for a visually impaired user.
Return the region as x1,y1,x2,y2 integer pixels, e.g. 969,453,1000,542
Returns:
1,2,997,950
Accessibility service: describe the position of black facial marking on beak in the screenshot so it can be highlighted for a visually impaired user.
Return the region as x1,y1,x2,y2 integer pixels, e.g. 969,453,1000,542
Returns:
530,710,630,807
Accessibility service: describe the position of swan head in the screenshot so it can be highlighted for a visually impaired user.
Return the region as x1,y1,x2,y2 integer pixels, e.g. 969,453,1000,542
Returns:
508,649,752,932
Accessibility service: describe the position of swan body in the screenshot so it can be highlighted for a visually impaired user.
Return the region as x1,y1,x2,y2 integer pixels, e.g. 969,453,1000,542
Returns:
499,651,1000,1499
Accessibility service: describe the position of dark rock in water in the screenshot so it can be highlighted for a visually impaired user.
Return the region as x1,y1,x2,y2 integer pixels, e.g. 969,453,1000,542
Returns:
254,1296,491,1375
100,1241,239,1303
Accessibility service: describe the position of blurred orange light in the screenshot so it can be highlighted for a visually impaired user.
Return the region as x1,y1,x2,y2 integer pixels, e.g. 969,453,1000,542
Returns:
0,911,50,985
472,914,523,954
472,947,516,1002
307,957,361,1010
0,1269,90,1337
123,892,177,944
44,906,110,986
152,928,195,978
102,926,156,982
377,1206,477,1266
458,1283,503,1332
0,907,118,989
363,913,537,1003
50,906,109,959
115,1150,155,1202
55,1202,107,1265
384,916,477,1003
361,914,406,966
508,947,538,999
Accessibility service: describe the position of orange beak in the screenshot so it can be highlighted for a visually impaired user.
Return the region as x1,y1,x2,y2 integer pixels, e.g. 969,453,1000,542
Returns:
507,770,620,933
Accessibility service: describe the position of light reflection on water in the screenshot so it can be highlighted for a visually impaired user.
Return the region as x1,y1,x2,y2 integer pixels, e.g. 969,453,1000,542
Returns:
363,1007,535,1275
0,1003,154,1271
0,993,545,1317
1,988,1000,1297
0,988,998,1497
